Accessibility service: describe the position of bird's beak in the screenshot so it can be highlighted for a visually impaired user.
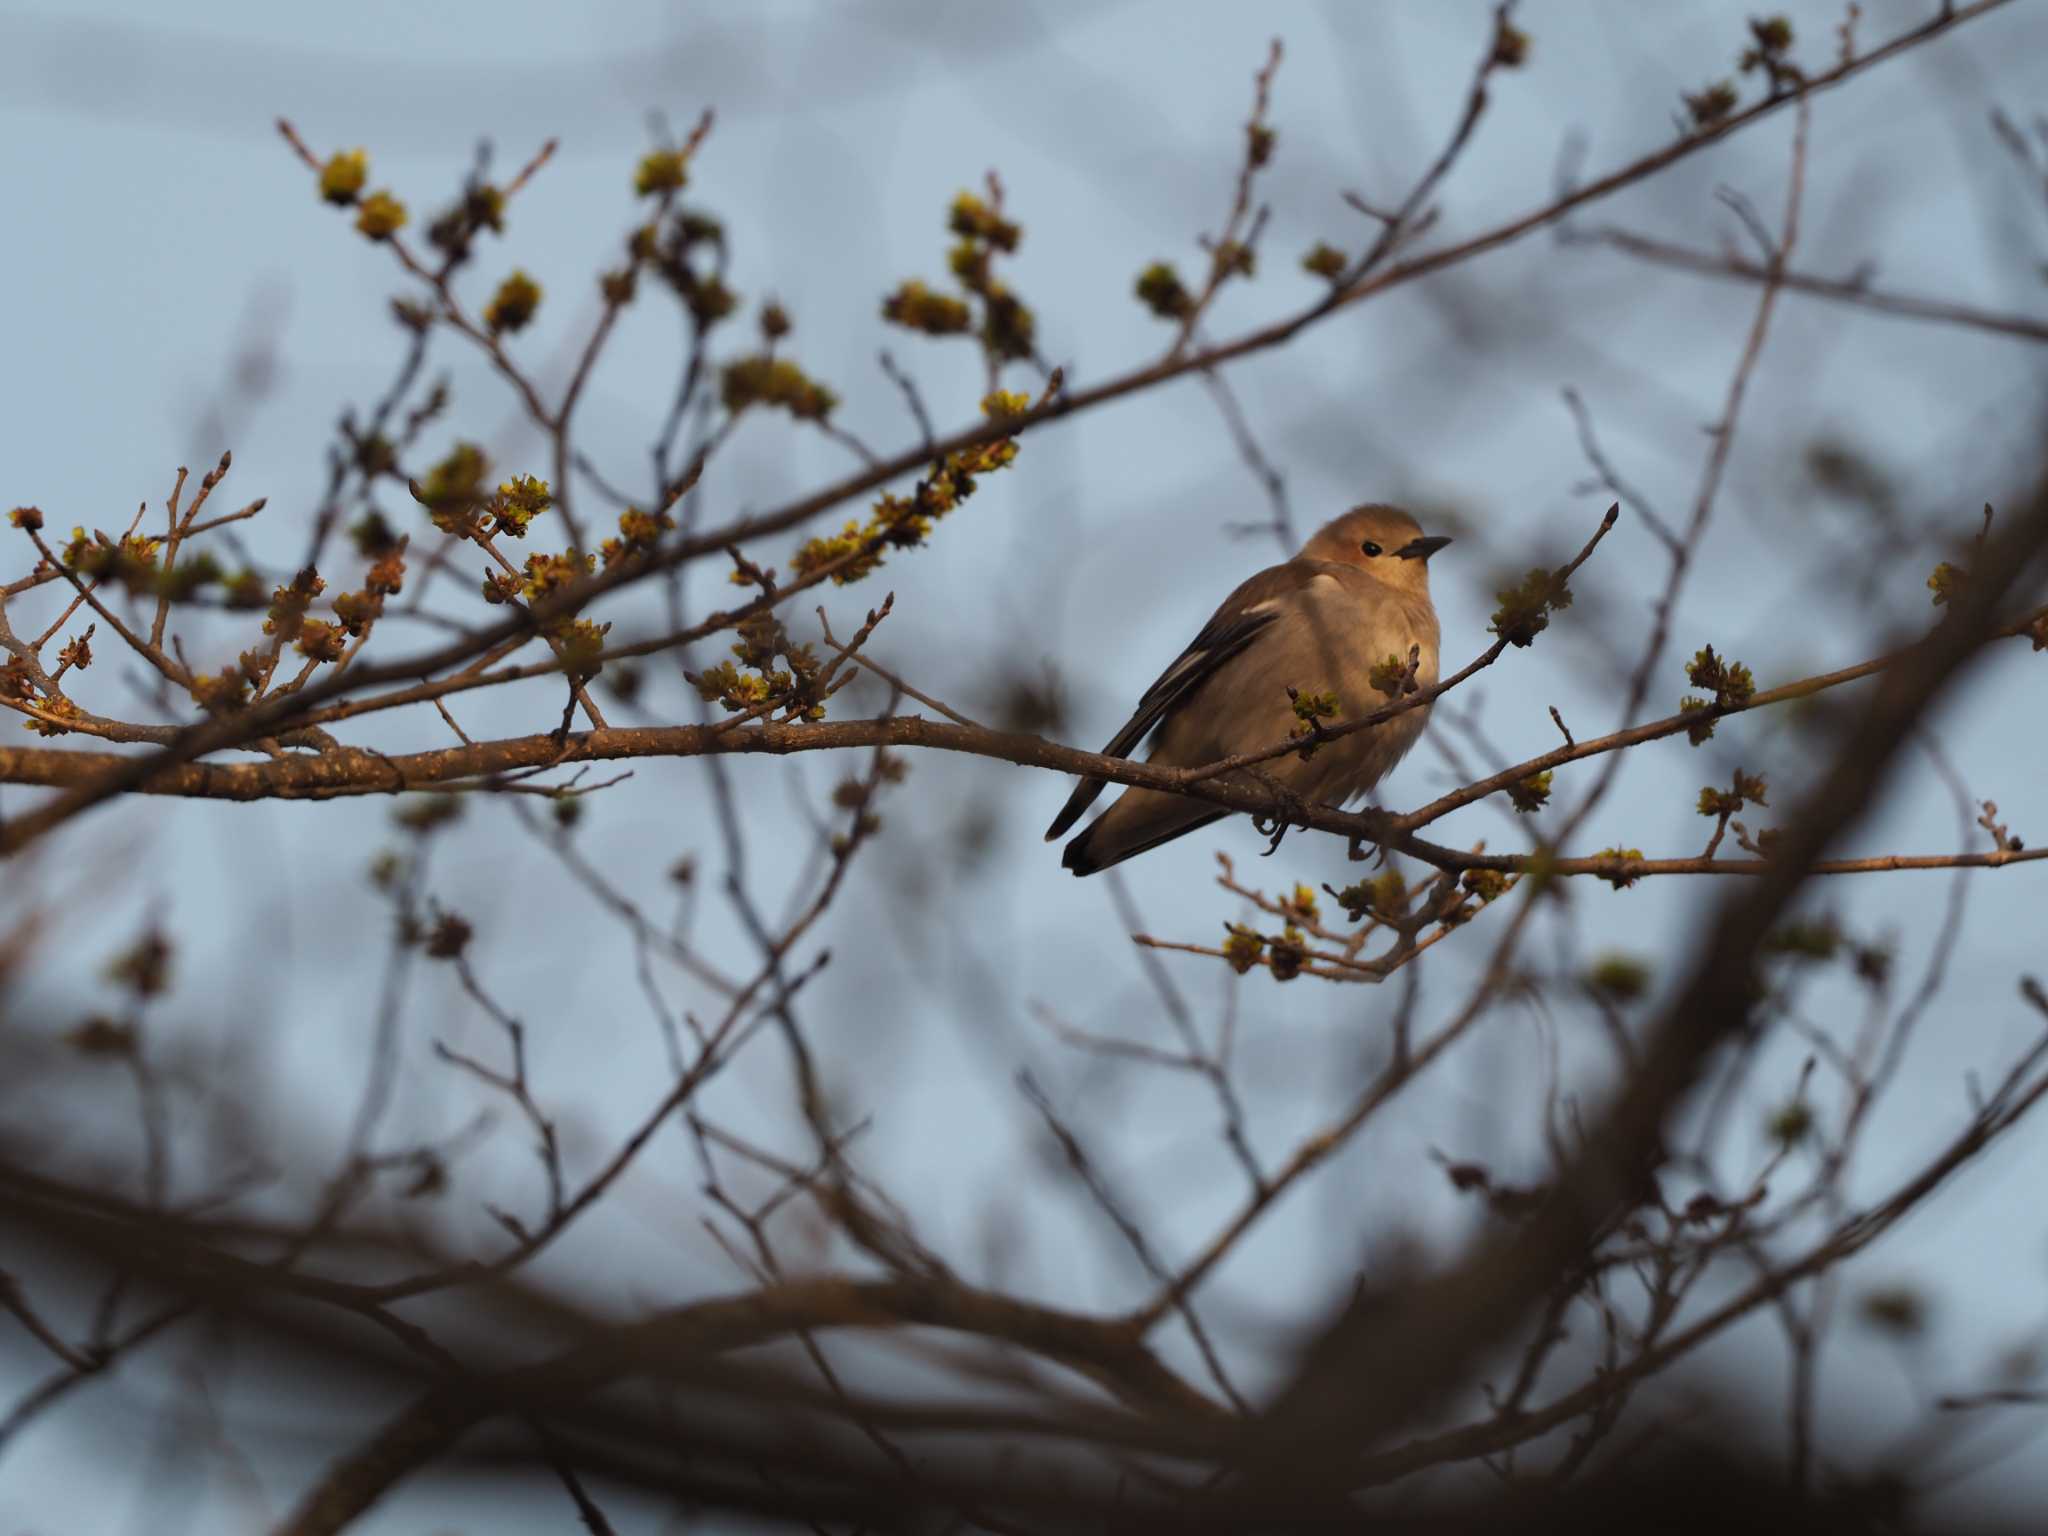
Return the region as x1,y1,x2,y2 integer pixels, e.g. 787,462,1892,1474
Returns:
1394,535,1452,561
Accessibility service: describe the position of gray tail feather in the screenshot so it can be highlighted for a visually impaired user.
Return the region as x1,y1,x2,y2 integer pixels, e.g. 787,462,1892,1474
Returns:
1061,806,1228,877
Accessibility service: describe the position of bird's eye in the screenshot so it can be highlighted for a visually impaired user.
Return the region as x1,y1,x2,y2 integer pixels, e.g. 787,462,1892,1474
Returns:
1360,540,1382,557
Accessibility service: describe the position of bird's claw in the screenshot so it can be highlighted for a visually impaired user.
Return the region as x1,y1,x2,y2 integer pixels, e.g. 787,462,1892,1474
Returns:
1248,769,1311,858
1346,810,1397,866
1252,814,1290,858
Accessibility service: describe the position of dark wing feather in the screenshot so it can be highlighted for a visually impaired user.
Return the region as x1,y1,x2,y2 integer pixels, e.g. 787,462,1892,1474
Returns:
1043,566,1303,841
1061,807,1228,876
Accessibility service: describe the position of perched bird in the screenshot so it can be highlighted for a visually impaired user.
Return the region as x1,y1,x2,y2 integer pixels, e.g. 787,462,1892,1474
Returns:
1046,505,1449,876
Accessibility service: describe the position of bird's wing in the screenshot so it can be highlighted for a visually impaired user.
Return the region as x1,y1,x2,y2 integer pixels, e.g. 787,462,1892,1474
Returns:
1043,563,1312,841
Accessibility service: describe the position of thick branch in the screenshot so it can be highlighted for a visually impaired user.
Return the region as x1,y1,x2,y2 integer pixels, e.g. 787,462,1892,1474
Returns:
272,1274,1228,1536
3,718,2042,881
4,708,2043,882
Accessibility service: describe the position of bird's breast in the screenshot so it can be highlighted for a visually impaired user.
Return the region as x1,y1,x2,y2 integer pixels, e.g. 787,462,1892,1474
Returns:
1276,581,1439,804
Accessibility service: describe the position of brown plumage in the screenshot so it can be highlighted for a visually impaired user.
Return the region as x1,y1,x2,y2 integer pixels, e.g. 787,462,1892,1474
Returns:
1048,505,1449,876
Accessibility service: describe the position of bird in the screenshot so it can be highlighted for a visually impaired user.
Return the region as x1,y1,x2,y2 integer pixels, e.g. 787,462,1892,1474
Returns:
1046,504,1450,876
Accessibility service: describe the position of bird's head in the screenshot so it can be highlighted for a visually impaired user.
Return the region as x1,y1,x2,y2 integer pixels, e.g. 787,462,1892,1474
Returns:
1298,504,1452,595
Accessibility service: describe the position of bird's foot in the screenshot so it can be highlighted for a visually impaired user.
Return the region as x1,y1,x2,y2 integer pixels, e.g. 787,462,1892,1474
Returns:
1346,809,1397,866
1248,769,1311,858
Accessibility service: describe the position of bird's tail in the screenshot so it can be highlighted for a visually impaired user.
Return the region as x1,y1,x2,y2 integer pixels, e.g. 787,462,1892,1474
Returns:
1059,789,1227,877
1043,773,1105,844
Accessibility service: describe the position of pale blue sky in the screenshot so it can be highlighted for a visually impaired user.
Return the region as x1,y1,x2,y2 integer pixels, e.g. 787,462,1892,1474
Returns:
4,2,2047,1529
